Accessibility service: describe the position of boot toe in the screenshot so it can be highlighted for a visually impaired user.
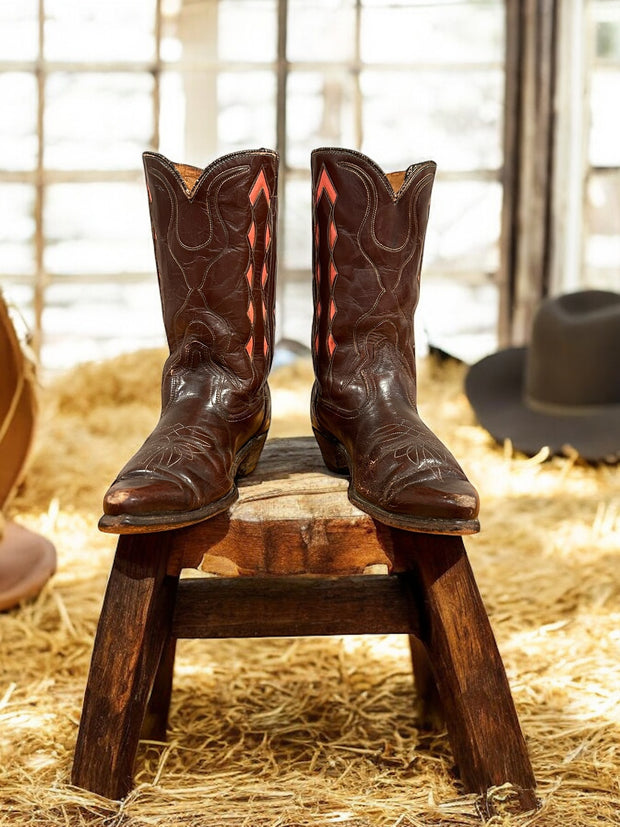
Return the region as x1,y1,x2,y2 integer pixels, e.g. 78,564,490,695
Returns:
103,475,197,518
386,476,480,522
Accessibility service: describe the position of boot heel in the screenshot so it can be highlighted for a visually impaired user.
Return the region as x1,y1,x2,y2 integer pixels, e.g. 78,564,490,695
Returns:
312,428,349,474
237,431,268,478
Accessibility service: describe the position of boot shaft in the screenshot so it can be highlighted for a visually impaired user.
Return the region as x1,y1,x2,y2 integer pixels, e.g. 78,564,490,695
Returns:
311,147,435,390
143,150,278,380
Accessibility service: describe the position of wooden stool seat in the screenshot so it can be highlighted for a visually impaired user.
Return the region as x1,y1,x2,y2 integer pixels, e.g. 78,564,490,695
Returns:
72,437,537,812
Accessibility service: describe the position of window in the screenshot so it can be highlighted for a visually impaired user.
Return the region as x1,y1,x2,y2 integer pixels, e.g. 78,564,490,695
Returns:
586,0,620,289
0,1,616,374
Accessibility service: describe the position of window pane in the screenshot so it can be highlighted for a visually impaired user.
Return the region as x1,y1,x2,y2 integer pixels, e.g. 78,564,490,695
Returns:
593,1,620,60
0,0,38,61
0,184,36,275
424,180,502,276
44,183,152,276
361,69,503,172
0,73,38,171
163,69,220,162
42,281,166,372
45,73,154,170
589,70,620,167
288,0,356,62
218,0,277,62
162,1,277,65
217,72,276,153
585,171,620,287
287,71,356,168
283,175,312,271
44,0,157,62
161,69,276,161
279,276,313,349
418,279,499,365
360,2,504,64
159,71,191,160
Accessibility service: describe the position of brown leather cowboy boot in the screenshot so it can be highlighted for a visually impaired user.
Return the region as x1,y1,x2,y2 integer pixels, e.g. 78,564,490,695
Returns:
310,147,479,534
100,149,278,533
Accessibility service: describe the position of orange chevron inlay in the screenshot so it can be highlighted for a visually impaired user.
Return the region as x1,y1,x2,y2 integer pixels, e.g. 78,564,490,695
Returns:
314,165,339,358
329,221,337,248
249,168,270,205
315,166,337,205
246,166,273,361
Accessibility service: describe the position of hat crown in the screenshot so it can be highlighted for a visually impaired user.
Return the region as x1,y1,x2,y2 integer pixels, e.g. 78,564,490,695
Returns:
525,290,620,410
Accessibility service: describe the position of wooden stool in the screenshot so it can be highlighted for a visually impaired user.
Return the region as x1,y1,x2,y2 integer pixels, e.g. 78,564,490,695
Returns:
72,437,537,811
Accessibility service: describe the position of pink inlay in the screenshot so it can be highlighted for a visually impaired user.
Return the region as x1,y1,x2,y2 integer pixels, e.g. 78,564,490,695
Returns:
249,168,270,205
315,166,337,205
246,168,273,363
314,165,340,359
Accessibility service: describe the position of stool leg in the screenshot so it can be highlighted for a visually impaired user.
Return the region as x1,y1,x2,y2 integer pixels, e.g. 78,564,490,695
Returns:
142,634,177,741
399,533,537,811
72,533,180,800
408,634,443,730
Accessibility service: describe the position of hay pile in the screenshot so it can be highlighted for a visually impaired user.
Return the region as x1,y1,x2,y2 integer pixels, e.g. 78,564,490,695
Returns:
1,350,618,826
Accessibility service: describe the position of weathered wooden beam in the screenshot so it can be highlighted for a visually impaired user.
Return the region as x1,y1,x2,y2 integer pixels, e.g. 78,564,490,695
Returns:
172,574,421,639
500,0,560,346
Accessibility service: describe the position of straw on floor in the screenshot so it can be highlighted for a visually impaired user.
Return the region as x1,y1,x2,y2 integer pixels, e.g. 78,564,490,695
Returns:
0,350,618,827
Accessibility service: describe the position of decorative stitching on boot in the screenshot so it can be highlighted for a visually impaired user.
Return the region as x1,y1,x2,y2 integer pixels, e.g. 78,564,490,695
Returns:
141,424,214,470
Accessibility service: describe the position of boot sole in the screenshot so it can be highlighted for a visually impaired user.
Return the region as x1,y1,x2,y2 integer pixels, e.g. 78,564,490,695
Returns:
98,430,269,535
313,428,480,536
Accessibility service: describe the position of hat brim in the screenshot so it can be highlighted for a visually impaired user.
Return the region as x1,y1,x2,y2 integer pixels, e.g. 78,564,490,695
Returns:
465,347,620,462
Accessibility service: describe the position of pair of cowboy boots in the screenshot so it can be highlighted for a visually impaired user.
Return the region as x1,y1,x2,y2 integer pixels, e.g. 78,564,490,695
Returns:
100,147,479,537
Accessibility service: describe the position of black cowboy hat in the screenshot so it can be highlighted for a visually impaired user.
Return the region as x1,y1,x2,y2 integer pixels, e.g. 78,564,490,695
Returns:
465,290,620,463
